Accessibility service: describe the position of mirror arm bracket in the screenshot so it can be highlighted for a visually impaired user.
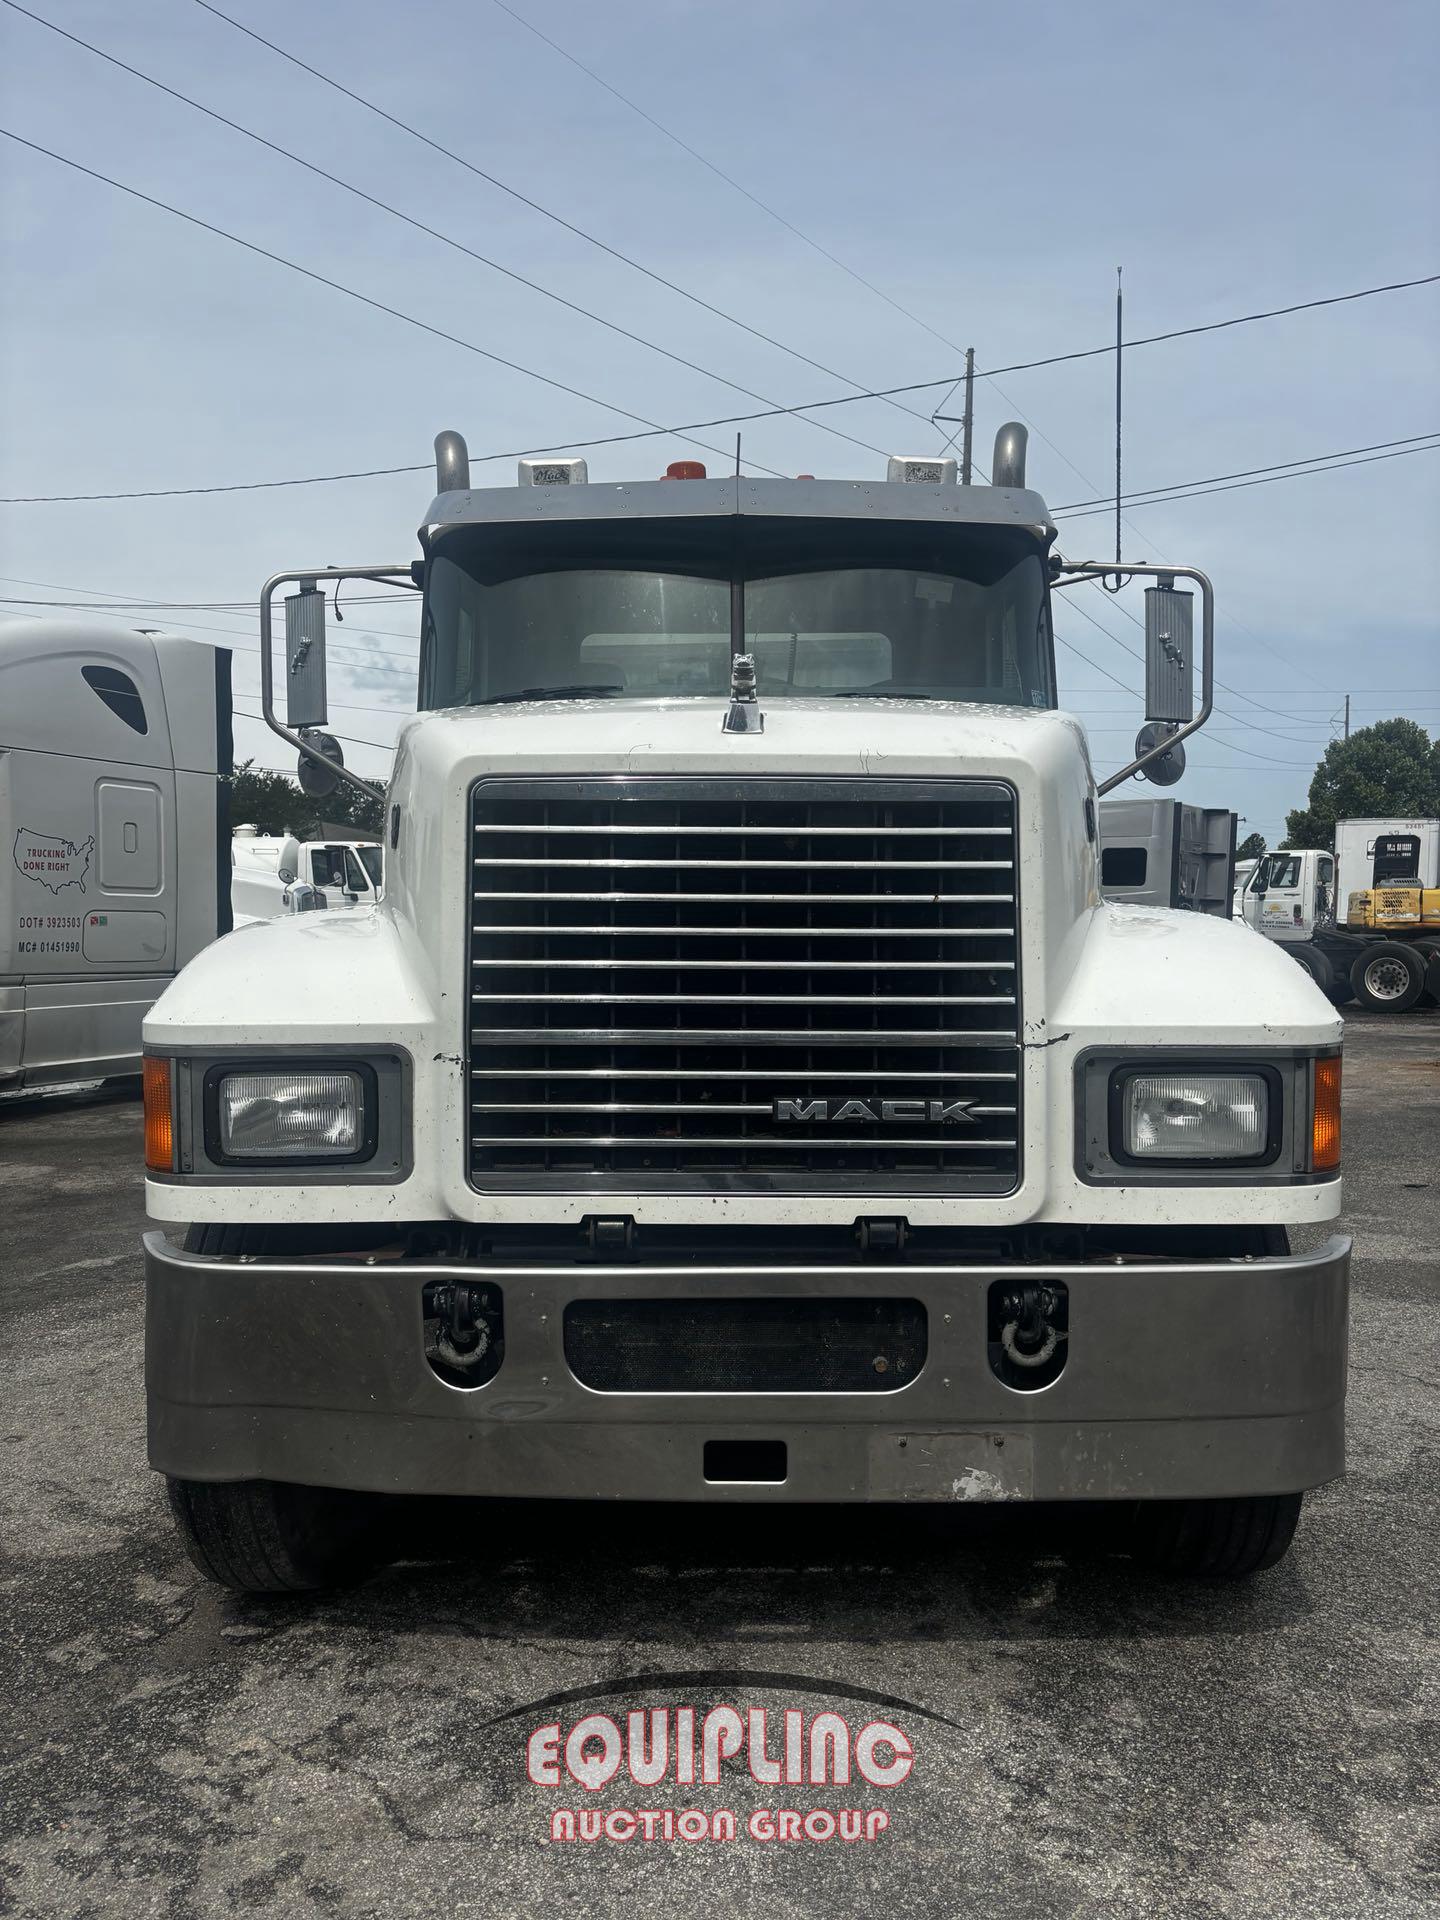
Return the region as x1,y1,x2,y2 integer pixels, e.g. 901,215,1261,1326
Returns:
1051,558,1214,795
260,566,413,803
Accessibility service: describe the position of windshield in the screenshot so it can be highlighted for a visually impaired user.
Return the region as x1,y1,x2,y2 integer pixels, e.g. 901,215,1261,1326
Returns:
1258,854,1301,889
307,846,372,892
420,517,1053,709
355,846,383,887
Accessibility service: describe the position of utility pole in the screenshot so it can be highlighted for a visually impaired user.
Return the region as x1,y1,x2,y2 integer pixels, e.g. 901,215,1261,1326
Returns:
1344,694,1350,739
959,347,975,486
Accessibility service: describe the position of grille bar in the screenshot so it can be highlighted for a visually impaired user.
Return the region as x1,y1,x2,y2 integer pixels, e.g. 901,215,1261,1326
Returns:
476,821,1012,838
471,1102,1018,1115
472,1134,1017,1150
467,1067,1018,1080
475,891,1014,905
475,856,1013,871
473,957,1013,972
467,777,1021,1194
474,925,1016,939
472,1027,1012,1045
471,992,1015,1005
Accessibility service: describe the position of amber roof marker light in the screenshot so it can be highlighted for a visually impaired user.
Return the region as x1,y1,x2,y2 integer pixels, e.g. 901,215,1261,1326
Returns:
143,1055,176,1172
1312,1055,1342,1173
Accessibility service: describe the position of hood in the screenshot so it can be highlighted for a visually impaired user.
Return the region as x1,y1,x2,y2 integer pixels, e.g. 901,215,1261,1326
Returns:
391,694,1096,786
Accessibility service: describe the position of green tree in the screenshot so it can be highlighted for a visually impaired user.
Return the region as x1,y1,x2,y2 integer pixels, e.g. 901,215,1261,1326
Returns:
1236,830,1267,860
226,761,384,840
1283,719,1439,849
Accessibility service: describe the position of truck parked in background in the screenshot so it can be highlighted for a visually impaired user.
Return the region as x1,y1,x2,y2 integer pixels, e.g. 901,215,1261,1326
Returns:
1238,817,1440,1011
231,827,383,925
1097,799,1236,917
140,427,1349,1593
1,621,231,1091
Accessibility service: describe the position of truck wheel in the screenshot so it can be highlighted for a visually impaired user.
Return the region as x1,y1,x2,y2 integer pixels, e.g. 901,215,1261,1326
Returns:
1418,943,1440,1007
166,1476,381,1593
1288,945,1333,994
1131,1493,1303,1578
1349,942,1425,1013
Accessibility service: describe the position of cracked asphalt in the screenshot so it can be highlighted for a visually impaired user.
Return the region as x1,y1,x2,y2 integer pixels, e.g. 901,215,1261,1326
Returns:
1,1013,1437,1919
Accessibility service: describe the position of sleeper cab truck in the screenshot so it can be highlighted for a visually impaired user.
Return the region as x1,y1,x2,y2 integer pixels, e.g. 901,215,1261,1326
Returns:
1,622,230,1092
140,428,1350,1592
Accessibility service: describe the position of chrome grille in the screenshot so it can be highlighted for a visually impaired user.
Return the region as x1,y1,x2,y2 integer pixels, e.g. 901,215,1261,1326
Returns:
467,778,1021,1193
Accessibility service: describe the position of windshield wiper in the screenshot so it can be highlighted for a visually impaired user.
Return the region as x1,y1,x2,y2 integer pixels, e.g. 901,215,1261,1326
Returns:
476,684,624,706
831,687,942,700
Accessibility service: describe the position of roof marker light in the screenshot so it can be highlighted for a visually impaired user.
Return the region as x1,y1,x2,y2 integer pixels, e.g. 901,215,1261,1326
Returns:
886,456,958,484
518,457,588,486
664,460,707,480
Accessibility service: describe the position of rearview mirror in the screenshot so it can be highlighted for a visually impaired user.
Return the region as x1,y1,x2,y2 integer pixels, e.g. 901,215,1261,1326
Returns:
1144,580,1194,726
284,584,328,729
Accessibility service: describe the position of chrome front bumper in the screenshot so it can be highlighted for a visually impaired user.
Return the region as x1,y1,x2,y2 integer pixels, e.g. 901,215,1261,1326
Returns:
144,1232,1350,1503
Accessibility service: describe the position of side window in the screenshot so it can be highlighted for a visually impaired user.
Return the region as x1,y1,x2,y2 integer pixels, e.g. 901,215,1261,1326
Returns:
82,665,148,735
1101,846,1148,888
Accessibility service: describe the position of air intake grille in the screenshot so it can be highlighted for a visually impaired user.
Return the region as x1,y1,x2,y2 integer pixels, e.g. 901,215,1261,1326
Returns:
467,778,1021,1193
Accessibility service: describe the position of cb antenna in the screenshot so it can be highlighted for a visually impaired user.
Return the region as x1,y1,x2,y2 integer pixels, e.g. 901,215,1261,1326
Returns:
1104,266,1128,592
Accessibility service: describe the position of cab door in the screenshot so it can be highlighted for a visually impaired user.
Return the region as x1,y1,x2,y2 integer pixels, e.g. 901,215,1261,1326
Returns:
1253,853,1307,942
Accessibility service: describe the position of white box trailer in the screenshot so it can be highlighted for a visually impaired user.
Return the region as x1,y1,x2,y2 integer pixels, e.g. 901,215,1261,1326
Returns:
1334,817,1439,899
0,620,231,1089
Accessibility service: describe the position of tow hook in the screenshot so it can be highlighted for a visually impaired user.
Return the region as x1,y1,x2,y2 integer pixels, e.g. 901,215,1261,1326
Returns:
988,1279,1069,1391
422,1280,504,1387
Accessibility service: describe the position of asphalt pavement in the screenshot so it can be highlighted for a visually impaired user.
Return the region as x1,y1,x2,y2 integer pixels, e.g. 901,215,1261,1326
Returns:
1,1013,1436,1919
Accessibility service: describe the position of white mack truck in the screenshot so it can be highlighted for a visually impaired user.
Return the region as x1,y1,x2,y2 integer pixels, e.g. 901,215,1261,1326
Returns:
141,428,1350,1592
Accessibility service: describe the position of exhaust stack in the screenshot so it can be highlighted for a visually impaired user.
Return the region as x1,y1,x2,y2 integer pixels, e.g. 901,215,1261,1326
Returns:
434,430,470,492
991,423,1028,489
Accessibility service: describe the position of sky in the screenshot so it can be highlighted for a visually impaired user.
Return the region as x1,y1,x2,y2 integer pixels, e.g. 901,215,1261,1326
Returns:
2,0,1437,844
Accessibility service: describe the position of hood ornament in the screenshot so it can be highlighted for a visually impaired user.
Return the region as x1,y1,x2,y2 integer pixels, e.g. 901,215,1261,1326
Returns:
721,651,764,734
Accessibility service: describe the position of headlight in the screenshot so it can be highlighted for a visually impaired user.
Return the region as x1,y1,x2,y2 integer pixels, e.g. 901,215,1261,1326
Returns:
214,1068,368,1161
1119,1071,1270,1162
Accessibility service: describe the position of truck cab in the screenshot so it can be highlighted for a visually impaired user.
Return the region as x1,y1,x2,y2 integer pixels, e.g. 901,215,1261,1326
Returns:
1240,849,1337,943
230,831,383,925
140,428,1349,1591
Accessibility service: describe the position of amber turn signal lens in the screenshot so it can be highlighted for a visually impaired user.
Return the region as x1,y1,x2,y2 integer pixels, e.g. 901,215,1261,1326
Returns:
1312,1055,1341,1172
143,1055,175,1172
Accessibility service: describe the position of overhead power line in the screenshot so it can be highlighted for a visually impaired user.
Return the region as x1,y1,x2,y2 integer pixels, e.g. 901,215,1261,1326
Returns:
1049,434,1440,511
487,0,967,362
0,0,891,465
928,272,1440,421
1054,437,1440,517
189,0,946,440
0,126,790,481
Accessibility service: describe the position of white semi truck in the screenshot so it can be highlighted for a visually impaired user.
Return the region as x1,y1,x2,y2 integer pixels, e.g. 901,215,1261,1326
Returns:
141,430,1349,1591
1,621,231,1091
1237,818,1440,1010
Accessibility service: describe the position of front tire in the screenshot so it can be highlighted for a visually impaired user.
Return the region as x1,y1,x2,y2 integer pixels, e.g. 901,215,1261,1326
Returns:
1131,1493,1303,1578
1349,942,1425,1013
166,1476,382,1593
